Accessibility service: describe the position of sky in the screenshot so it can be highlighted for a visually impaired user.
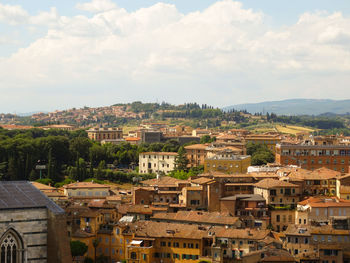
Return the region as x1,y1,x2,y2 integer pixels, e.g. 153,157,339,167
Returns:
1,0,350,113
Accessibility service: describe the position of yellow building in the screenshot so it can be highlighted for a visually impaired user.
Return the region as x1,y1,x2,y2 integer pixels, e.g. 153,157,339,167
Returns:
87,127,123,141
73,220,209,263
270,210,296,232
63,181,111,198
254,178,300,209
204,155,251,174
127,221,207,263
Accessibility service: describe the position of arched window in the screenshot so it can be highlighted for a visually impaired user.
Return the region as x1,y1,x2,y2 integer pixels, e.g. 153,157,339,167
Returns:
0,229,24,263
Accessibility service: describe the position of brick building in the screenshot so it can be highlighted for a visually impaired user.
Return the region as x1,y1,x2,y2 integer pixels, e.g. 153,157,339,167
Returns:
276,143,350,173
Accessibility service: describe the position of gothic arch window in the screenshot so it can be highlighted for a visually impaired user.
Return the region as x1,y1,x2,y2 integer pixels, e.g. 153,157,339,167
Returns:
0,229,24,263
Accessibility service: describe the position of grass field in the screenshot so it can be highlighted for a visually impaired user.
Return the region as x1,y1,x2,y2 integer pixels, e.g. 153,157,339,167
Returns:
275,124,314,135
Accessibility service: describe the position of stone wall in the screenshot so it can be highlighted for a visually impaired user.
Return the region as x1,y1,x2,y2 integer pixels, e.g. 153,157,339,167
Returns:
47,210,72,263
0,208,48,262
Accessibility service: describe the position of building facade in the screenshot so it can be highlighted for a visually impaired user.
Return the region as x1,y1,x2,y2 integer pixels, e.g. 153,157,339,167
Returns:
204,155,251,174
276,144,350,173
139,152,177,174
87,127,123,142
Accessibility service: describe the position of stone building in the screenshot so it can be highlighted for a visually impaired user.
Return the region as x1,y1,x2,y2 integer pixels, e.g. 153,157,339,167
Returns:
0,181,72,263
204,155,251,174
87,127,123,142
139,152,177,174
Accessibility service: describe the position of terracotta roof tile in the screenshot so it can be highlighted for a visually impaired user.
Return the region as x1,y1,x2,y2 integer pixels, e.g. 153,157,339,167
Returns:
63,182,111,189
254,179,298,189
152,211,240,226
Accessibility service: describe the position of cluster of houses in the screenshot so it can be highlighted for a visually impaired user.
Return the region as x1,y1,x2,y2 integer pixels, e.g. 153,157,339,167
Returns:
27,159,350,263
3,121,350,262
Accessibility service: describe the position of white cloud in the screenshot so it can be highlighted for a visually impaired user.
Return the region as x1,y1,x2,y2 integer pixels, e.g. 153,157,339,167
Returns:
0,0,350,112
30,7,61,27
76,0,118,13
0,3,29,25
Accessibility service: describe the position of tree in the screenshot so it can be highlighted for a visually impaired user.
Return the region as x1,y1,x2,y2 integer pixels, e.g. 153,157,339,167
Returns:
200,135,215,144
246,142,275,166
83,257,94,263
70,240,88,262
29,169,37,181
174,146,188,171
92,238,100,263
7,157,18,180
96,160,105,180
69,137,92,161
47,147,57,181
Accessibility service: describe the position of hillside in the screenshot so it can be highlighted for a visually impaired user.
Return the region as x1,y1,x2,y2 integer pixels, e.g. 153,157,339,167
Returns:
224,99,350,115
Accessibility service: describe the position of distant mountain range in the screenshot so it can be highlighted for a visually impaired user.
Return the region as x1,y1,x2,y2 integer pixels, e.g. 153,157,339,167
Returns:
223,99,350,116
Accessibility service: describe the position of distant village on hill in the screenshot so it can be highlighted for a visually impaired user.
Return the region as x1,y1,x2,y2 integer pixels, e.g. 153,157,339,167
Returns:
1,102,350,262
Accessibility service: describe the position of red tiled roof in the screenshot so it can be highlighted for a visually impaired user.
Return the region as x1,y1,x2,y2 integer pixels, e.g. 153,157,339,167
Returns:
254,179,298,189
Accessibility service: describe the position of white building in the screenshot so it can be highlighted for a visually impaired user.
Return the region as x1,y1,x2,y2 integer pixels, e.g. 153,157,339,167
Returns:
139,152,177,174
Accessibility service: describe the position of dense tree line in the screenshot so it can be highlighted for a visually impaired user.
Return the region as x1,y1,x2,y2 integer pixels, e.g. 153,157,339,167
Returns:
266,113,345,129
161,108,222,119
0,128,180,183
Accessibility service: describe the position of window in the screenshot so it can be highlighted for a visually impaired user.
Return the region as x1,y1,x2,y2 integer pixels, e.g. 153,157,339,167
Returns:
142,254,147,260
131,252,137,259
0,229,23,263
183,243,186,248
161,241,166,247
276,215,280,222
